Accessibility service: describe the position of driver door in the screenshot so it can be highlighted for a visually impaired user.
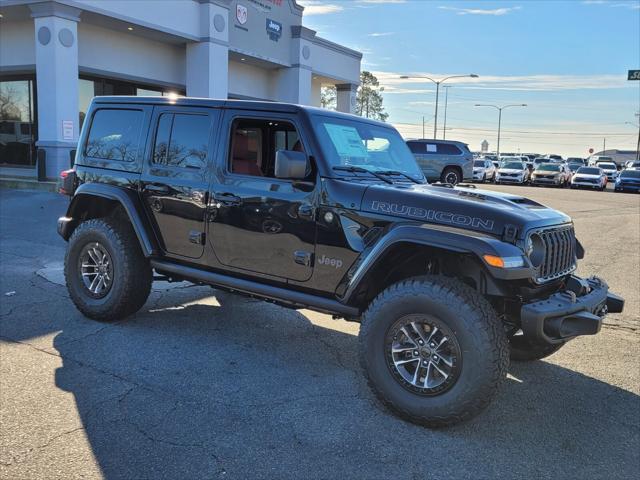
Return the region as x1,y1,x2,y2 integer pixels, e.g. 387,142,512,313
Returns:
208,112,317,282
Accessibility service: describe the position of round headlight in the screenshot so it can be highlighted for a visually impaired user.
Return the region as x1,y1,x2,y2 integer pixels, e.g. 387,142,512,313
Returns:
527,233,546,268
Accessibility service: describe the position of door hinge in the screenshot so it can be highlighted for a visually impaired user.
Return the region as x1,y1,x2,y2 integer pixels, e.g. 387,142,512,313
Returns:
294,250,313,267
189,230,205,245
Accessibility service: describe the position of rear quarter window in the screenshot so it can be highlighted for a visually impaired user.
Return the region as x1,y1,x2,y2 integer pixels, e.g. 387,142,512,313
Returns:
85,109,144,162
437,144,462,155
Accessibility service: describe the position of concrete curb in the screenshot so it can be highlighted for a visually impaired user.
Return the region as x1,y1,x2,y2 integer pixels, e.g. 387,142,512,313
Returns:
0,177,58,193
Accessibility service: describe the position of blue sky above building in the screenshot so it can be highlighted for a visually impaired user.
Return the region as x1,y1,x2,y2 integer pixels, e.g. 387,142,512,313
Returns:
300,0,640,156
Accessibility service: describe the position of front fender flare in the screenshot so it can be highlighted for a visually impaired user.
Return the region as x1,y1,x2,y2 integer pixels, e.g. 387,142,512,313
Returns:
58,183,159,257
340,223,533,303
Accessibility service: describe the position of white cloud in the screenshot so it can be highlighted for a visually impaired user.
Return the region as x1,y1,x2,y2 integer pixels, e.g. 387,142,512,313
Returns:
582,0,640,8
298,1,344,15
368,32,395,37
376,71,634,93
355,0,407,4
438,5,522,16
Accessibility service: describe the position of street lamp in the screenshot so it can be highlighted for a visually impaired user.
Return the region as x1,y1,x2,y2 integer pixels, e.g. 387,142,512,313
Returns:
442,85,452,140
474,103,527,159
400,73,479,138
626,121,640,161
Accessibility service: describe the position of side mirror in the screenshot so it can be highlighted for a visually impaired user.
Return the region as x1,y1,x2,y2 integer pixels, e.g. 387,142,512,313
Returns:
275,150,309,180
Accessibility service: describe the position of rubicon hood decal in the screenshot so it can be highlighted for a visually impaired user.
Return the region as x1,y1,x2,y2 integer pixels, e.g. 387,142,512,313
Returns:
371,201,495,230
362,183,571,236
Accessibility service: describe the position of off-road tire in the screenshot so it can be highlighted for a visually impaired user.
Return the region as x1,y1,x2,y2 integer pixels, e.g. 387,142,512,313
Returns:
65,214,152,321
509,336,565,361
359,275,509,427
441,167,461,186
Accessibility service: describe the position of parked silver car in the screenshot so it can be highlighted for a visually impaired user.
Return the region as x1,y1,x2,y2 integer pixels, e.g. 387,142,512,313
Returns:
406,139,473,185
596,162,619,182
570,166,607,191
530,163,571,187
472,159,497,182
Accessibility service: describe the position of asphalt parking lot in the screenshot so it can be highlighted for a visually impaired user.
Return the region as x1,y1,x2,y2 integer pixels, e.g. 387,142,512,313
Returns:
1,185,638,480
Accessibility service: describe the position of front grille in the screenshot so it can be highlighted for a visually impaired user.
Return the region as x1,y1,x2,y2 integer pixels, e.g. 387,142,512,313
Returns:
533,225,577,283
577,178,597,184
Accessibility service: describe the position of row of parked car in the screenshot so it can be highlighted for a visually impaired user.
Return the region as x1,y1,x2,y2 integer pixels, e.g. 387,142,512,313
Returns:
474,155,640,192
404,139,640,193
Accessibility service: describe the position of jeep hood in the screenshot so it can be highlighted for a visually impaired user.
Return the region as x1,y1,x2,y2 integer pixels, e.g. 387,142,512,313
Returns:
361,183,571,238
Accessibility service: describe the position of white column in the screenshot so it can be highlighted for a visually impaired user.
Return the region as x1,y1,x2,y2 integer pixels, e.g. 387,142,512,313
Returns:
30,3,81,178
274,66,312,105
336,83,358,114
272,26,313,104
186,1,229,99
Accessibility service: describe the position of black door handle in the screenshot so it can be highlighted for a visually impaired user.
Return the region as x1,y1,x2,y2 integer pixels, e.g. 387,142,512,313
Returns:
146,184,169,193
214,192,242,206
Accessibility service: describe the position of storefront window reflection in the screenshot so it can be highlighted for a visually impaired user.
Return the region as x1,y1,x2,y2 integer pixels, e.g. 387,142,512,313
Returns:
0,78,36,168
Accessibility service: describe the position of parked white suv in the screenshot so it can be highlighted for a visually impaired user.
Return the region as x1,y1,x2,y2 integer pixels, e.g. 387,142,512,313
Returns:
496,160,530,185
472,159,497,182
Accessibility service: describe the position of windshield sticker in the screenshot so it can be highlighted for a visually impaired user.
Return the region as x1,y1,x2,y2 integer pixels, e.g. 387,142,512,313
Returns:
324,124,368,158
370,201,495,231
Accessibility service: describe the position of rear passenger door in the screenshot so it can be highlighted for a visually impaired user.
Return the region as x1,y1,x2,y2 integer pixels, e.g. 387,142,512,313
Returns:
141,106,218,260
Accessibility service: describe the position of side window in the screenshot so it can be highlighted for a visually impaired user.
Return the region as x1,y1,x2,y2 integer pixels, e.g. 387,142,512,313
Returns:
152,113,210,169
229,118,306,178
407,141,422,154
437,144,462,155
85,109,143,161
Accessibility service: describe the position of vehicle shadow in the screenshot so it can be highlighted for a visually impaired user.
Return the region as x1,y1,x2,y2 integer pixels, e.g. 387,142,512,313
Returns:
47,287,640,479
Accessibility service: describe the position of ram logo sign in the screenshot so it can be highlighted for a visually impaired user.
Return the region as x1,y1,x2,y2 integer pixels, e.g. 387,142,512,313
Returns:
370,201,495,231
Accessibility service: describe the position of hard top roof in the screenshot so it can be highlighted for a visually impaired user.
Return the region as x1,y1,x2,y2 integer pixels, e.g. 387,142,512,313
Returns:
90,96,391,128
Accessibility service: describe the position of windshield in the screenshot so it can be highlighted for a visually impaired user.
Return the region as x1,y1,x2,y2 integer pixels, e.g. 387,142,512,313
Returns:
313,116,424,179
536,164,560,172
620,170,640,178
599,163,616,170
502,162,525,170
577,167,600,175
473,160,485,167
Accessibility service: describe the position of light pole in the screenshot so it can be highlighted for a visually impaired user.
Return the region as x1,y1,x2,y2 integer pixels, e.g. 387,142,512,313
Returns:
625,121,640,161
474,104,527,158
442,85,452,140
400,73,478,138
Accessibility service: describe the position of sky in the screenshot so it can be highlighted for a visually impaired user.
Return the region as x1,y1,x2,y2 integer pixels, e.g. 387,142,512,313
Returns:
299,0,640,157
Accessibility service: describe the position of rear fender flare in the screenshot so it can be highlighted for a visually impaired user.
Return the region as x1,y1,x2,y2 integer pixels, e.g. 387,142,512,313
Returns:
61,183,158,257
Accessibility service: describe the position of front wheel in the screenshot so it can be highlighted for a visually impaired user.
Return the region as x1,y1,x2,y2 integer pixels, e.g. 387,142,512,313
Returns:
359,276,509,427
65,215,152,321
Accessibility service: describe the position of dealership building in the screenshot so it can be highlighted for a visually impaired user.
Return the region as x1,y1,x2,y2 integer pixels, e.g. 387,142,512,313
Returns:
0,0,362,178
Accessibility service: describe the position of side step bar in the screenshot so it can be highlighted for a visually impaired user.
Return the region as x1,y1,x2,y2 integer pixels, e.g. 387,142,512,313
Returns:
150,260,360,318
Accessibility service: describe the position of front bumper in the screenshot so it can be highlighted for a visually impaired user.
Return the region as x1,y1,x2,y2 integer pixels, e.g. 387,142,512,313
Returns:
531,177,561,186
520,275,624,345
615,183,640,192
496,176,524,183
572,180,601,188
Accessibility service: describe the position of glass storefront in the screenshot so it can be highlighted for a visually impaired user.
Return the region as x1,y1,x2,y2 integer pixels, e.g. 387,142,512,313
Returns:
0,74,183,169
79,76,183,130
0,77,37,168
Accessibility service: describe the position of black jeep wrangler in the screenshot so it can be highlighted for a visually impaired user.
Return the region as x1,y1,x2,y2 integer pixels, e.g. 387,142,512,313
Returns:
58,97,623,427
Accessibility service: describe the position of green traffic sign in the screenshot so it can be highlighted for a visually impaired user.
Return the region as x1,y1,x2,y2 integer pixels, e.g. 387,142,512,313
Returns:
629,70,640,80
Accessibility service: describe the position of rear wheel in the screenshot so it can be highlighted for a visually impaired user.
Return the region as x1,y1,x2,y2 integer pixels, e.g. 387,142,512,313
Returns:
441,167,461,186
509,333,565,361
65,214,152,321
359,276,509,427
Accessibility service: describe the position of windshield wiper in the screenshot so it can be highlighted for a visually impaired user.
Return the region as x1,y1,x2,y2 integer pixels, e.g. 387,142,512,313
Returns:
332,165,393,184
376,170,422,184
